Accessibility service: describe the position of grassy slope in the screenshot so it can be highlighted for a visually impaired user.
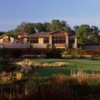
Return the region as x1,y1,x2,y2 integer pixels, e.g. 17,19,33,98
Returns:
35,59,100,70
27,59,100,77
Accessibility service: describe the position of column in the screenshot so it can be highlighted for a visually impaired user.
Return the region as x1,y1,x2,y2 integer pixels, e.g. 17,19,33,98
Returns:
49,35,52,48
74,37,78,48
66,35,69,48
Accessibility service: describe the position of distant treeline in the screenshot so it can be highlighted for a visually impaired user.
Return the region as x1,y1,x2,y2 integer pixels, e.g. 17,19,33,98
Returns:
1,19,100,45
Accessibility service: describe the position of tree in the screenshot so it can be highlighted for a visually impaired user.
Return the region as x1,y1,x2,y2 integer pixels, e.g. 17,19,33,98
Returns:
50,20,62,31
61,20,67,27
50,19,72,33
44,22,51,32
76,24,91,44
16,22,27,32
16,22,36,34
15,20,73,34
61,20,72,33
63,26,72,33
5,30,17,36
89,26,100,44
76,24,100,45
24,23,35,34
35,23,46,32
73,26,79,32
0,32,4,36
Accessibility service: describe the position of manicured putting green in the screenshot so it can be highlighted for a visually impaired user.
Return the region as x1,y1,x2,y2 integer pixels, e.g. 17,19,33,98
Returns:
29,59,100,77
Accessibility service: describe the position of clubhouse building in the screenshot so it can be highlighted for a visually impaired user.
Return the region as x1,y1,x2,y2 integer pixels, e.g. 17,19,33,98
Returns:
0,31,78,49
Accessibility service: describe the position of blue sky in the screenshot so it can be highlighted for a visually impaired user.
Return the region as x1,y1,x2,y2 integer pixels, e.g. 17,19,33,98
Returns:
0,0,100,31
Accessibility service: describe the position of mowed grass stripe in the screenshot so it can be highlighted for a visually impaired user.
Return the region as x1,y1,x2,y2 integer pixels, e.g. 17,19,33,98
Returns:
26,59,100,77
35,67,70,77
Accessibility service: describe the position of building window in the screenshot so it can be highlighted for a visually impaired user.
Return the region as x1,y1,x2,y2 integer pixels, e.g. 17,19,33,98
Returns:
52,36,66,43
44,37,49,43
70,39,74,43
15,39,20,43
33,37,38,43
27,37,30,43
28,37,38,43
3,38,9,43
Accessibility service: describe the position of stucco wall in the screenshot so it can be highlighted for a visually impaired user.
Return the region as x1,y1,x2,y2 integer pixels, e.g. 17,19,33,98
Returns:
32,44,47,48
0,36,9,43
53,44,66,48
10,37,14,43
4,44,30,48
38,38,44,44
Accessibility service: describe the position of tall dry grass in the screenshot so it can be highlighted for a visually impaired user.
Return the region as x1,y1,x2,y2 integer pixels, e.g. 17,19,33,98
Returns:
70,70,100,84
0,70,100,100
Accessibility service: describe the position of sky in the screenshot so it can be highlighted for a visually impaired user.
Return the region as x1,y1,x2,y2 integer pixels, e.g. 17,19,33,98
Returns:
0,0,100,31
